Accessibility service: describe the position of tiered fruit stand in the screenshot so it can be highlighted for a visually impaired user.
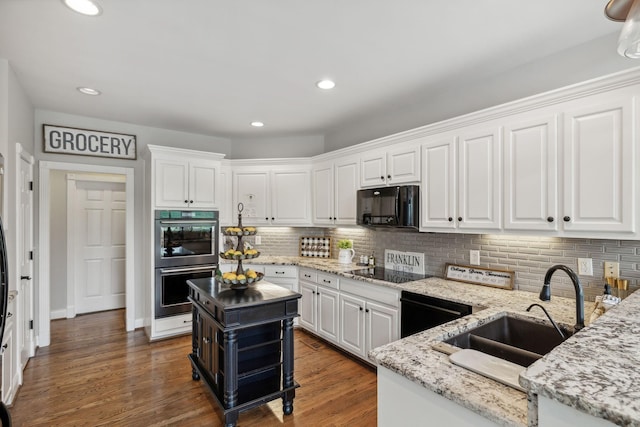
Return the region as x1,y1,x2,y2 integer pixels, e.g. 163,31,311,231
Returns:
219,203,264,290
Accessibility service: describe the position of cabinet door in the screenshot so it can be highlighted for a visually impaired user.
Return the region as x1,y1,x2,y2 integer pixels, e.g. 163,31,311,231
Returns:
387,144,420,184
233,171,270,225
317,286,339,344
366,301,398,356
421,137,456,230
457,127,502,230
504,115,558,231
298,282,317,332
312,162,334,225
1,328,14,403
339,293,366,357
334,157,359,224
218,165,232,225
271,169,311,225
189,160,218,209
563,96,634,233
155,159,189,208
360,150,387,187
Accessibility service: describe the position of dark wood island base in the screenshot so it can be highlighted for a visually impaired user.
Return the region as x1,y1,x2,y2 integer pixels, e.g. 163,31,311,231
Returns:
187,279,301,427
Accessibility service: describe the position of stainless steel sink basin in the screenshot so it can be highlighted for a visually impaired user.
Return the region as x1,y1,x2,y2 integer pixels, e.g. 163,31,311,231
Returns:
444,315,574,367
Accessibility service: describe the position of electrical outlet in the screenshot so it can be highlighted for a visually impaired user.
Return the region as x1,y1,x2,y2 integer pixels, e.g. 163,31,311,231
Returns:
470,250,480,265
577,258,593,276
254,235,261,245
604,261,619,278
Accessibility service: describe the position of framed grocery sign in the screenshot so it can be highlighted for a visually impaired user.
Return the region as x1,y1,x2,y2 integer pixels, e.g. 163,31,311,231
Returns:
43,124,137,160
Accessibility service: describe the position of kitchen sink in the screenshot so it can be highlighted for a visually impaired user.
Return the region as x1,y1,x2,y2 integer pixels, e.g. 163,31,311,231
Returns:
443,314,574,367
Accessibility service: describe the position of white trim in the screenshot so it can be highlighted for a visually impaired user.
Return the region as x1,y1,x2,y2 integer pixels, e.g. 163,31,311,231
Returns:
65,174,76,319
38,161,135,348
49,309,67,320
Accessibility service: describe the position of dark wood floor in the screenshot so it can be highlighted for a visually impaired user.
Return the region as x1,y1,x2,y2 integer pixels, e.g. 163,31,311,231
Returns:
8,310,377,426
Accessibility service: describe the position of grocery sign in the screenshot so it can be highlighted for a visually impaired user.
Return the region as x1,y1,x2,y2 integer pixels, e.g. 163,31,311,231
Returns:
43,124,137,160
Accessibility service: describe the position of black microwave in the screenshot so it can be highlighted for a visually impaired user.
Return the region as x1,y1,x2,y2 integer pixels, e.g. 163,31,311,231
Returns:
356,185,419,229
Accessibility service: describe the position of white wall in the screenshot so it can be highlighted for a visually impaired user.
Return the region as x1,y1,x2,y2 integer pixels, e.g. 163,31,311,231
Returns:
230,134,325,159
34,109,232,325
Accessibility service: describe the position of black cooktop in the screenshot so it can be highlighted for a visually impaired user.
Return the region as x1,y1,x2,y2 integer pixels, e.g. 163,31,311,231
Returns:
346,267,430,284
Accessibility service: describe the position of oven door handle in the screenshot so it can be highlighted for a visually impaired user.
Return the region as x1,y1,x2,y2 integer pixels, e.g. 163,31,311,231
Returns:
400,298,465,317
159,220,217,225
160,265,216,274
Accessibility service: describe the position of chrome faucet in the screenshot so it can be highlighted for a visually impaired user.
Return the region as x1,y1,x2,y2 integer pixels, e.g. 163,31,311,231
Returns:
540,265,585,331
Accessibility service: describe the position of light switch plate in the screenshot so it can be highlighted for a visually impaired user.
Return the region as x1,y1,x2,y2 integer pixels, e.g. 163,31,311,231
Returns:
577,258,593,276
470,250,480,265
254,235,262,245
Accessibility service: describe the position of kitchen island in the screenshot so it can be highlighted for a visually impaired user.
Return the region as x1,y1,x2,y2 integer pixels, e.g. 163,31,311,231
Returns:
186,278,301,427
235,256,640,426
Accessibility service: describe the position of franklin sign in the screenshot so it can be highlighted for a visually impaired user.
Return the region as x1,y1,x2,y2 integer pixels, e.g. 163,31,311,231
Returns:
44,125,137,160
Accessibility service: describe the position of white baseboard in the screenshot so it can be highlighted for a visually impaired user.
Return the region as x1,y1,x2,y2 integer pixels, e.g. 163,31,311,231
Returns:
50,309,67,320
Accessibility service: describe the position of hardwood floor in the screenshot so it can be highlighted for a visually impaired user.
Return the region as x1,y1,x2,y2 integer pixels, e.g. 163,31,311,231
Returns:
9,310,377,426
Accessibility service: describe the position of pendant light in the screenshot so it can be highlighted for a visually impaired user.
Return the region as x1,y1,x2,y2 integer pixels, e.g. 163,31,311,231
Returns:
605,0,640,58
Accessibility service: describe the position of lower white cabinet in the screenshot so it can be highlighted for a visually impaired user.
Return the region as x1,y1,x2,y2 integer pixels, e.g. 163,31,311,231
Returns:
339,284,399,360
1,292,18,404
264,265,298,292
299,268,399,361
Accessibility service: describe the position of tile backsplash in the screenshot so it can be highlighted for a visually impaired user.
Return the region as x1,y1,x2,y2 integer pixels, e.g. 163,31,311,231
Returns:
250,226,640,302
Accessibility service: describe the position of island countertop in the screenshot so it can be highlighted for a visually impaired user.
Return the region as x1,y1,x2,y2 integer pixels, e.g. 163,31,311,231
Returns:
223,256,637,426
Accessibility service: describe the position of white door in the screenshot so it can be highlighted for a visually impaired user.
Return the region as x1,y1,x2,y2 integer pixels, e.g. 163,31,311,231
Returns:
387,144,420,184
233,171,270,225
312,162,334,225
317,286,339,344
271,169,311,225
298,282,317,332
188,159,218,209
154,159,189,208
360,150,387,187
17,147,35,369
366,301,398,356
334,156,359,225
339,293,365,357
69,176,126,314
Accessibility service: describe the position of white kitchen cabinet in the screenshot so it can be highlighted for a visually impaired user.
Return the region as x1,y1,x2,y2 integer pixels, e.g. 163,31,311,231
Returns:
339,278,399,360
298,269,340,345
312,155,359,225
562,95,634,234
148,145,224,210
233,164,311,226
421,136,457,230
1,292,18,404
457,126,502,230
217,162,233,225
503,114,559,231
263,265,298,291
421,127,501,231
360,143,420,187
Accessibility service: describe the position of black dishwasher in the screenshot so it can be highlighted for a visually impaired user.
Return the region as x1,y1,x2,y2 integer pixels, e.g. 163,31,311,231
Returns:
400,291,472,338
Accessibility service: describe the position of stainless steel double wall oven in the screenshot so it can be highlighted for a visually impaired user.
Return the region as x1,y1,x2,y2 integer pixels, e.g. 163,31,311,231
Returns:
155,210,219,318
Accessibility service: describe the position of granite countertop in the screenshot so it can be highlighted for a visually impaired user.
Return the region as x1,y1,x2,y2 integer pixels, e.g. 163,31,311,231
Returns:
224,256,636,426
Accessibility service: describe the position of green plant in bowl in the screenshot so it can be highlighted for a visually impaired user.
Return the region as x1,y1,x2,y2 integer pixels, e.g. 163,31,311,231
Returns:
338,239,353,249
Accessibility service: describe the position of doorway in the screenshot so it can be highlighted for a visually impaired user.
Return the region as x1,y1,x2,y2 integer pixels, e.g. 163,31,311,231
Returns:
38,161,135,348
66,174,126,316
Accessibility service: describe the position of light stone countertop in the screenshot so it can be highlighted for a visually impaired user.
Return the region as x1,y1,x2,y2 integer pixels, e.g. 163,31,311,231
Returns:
226,256,636,426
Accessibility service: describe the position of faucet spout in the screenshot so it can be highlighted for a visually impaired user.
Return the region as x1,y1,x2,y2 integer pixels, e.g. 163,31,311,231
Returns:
541,265,585,331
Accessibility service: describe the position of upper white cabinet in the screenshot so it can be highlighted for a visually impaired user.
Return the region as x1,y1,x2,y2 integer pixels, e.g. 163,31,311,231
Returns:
312,155,359,225
562,95,634,234
233,162,311,226
421,136,457,230
421,127,501,231
503,115,558,231
149,145,224,210
218,161,233,225
360,143,420,187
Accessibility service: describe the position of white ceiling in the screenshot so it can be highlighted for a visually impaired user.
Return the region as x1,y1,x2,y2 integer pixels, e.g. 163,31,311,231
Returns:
0,0,629,146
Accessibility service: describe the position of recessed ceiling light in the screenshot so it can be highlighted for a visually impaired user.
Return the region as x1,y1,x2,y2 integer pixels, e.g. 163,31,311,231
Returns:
77,87,101,96
316,79,336,90
251,121,264,127
63,0,102,16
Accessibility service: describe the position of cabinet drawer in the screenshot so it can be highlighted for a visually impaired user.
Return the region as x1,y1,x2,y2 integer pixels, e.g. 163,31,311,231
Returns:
268,278,298,292
154,313,192,332
299,268,318,283
264,265,297,278
317,273,339,289
340,278,399,308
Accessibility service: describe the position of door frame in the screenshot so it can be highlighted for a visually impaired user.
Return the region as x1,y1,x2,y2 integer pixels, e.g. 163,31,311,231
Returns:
38,161,135,347
66,173,127,318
